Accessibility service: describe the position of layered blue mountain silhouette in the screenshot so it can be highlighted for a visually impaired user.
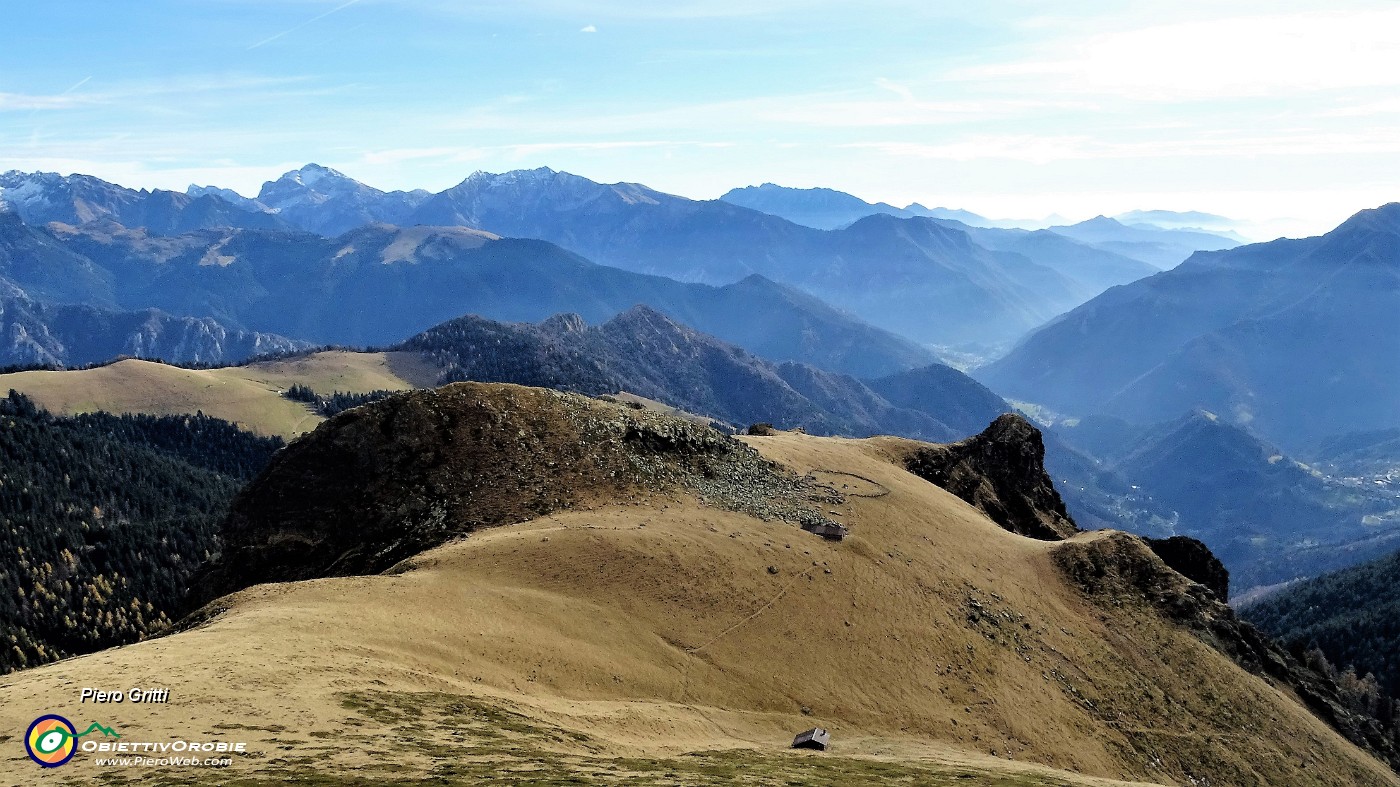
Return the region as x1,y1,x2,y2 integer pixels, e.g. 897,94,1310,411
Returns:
981,203,1400,454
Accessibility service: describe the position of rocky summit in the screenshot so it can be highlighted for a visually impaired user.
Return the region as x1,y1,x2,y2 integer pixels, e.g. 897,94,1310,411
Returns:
901,413,1079,541
198,382,840,601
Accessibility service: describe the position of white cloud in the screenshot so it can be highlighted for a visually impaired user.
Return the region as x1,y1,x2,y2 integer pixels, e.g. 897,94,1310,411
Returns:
952,8,1400,101
846,129,1400,163
580,24,597,33
1320,97,1400,118
360,146,484,165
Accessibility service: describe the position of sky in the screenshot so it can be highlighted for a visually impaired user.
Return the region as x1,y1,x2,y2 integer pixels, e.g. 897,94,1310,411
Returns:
3,0,1400,237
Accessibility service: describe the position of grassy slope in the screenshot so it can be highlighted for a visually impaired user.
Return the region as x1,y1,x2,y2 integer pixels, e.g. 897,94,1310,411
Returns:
0,351,440,439
0,434,1392,785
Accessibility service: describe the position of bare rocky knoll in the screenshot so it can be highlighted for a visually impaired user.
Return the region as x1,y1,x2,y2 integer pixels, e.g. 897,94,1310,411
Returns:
198,382,839,602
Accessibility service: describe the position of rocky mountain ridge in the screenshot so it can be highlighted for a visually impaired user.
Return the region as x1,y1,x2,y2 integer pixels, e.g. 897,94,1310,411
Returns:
901,413,1079,541
398,305,1009,442
0,170,290,234
252,163,431,236
0,295,307,367
1056,531,1398,771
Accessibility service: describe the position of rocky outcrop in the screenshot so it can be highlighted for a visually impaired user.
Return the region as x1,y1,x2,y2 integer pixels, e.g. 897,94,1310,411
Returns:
1145,535,1229,599
0,296,306,367
1055,532,1399,772
194,382,837,606
903,413,1078,540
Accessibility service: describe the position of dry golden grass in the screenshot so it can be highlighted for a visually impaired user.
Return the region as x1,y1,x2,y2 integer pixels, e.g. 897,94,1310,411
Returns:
0,351,439,439
609,391,720,428
0,433,1393,785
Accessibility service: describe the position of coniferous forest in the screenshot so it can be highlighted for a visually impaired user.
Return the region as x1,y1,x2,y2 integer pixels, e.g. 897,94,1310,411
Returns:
0,392,283,672
1244,549,1400,704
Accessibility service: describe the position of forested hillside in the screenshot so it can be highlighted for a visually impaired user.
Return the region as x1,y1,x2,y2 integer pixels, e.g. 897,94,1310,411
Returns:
0,392,282,672
1244,549,1400,702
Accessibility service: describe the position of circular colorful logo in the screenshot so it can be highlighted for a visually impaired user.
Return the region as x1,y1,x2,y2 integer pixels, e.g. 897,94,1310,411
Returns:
25,714,78,768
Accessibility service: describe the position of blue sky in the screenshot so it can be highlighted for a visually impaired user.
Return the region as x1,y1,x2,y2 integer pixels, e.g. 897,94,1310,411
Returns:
3,0,1399,235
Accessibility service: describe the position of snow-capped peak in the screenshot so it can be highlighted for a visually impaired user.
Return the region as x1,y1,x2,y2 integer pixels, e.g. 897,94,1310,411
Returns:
460,167,559,188
0,171,65,210
258,164,373,209
187,184,267,212
288,163,342,188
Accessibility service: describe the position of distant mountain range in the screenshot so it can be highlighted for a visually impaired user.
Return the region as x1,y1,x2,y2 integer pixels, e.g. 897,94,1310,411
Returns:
5,166,1204,347
1046,215,1243,269
395,167,1093,345
0,170,290,234
928,219,1160,296
717,183,1243,269
0,213,932,378
979,203,1400,454
1114,209,1242,234
718,183,1016,230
